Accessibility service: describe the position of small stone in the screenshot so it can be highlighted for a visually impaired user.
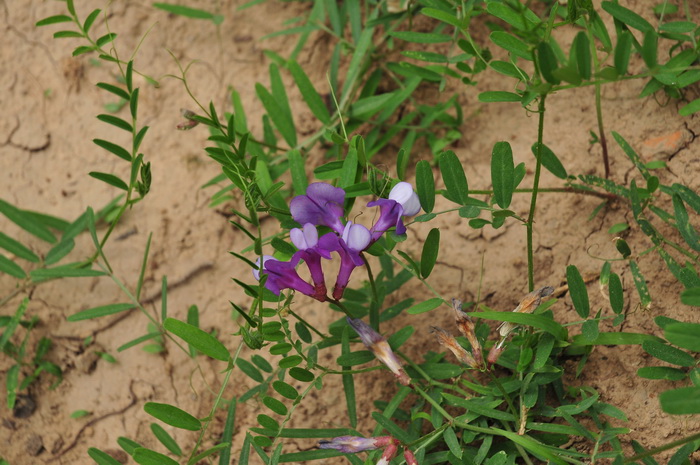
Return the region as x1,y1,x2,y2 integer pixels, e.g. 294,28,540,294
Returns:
25,433,44,456
12,394,36,418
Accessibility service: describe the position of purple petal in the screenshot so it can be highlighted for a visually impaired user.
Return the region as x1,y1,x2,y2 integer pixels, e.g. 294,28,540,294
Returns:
263,256,315,297
290,223,319,250
252,255,275,281
341,222,371,252
367,198,406,240
290,183,346,233
389,182,421,217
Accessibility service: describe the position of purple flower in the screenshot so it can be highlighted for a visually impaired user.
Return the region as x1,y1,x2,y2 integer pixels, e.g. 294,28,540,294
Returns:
290,183,346,234
291,223,332,300
253,254,317,299
389,182,421,216
367,198,405,241
347,318,411,386
368,182,422,241
319,224,370,300
317,435,393,453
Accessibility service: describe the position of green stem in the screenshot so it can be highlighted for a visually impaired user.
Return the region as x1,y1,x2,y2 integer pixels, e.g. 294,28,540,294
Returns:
624,431,700,463
187,343,242,463
362,255,380,330
527,95,547,292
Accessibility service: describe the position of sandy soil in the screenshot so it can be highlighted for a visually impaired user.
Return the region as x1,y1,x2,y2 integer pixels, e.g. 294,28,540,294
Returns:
2,0,700,464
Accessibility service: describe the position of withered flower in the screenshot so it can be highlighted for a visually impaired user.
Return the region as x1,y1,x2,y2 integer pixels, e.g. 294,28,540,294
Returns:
452,298,483,367
318,435,393,453
497,286,555,338
431,326,479,369
347,318,411,386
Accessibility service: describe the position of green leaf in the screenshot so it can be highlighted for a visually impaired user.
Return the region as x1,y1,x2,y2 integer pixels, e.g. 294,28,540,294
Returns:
571,332,662,346
163,318,230,361
0,199,57,243
641,30,658,68
601,2,653,32
679,96,700,116
421,8,460,27
287,61,331,124
566,265,589,318
339,144,358,190
0,255,26,279
537,42,560,84
660,386,700,414
67,303,134,322
420,228,440,279
642,340,695,367
236,358,264,383
289,367,314,382
443,427,462,459
133,448,180,465
612,132,649,179
532,143,567,179
150,423,182,456
54,30,84,38
6,364,19,409
117,437,142,455
407,297,444,315
273,381,299,400
609,272,623,314
673,195,700,251
414,161,435,214
336,350,373,366
681,287,700,306
96,82,131,101
97,114,133,132
0,298,28,352
190,443,230,465
491,141,514,208
30,265,105,281
573,32,591,80
83,9,101,33
0,232,39,262
439,151,469,205
490,32,531,60
73,45,95,56
340,24,374,108
288,149,307,196
153,3,223,24
36,15,74,26
263,396,288,416
470,310,567,339
614,31,633,75
255,83,296,147
665,322,700,351
143,402,201,431
88,448,123,465
217,400,236,465
89,172,129,191
70,409,91,419
117,332,161,352
391,31,452,43
630,260,651,308
478,91,522,103
95,33,117,47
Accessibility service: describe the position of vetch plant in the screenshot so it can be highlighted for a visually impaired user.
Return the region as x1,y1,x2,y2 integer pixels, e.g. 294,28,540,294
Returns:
5,0,699,464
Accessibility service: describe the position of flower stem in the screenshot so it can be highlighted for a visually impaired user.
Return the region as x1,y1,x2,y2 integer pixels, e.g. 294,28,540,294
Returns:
527,95,547,292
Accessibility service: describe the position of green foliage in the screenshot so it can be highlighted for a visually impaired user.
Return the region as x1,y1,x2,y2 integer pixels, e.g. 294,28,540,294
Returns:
22,1,700,465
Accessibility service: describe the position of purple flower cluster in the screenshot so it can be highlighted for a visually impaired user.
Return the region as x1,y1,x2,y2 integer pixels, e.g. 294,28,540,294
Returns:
253,182,421,301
